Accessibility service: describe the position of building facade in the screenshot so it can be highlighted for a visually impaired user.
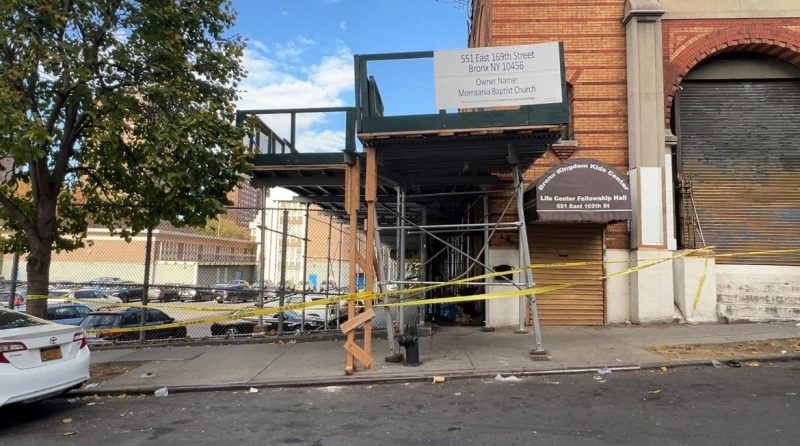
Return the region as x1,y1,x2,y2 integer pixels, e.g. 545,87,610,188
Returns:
1,224,258,287
472,0,800,326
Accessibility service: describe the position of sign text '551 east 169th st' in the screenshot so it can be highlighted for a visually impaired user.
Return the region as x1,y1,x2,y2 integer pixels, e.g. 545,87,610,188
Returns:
433,41,564,110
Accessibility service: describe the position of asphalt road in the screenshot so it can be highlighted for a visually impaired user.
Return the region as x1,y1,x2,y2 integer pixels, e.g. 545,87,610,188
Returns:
2,362,799,445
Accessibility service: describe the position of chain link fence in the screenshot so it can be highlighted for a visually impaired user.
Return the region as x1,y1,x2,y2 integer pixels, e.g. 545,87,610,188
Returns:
0,203,397,345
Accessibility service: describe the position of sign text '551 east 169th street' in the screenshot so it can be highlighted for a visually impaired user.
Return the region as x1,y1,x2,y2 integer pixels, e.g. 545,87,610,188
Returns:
433,42,564,110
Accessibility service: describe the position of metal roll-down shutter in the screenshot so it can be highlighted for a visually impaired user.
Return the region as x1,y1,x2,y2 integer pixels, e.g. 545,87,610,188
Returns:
679,80,800,265
526,224,604,325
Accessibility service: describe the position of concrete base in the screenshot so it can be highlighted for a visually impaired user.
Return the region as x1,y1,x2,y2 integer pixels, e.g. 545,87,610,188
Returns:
673,250,718,323
384,354,404,363
630,249,675,324
717,264,800,322
480,326,496,332
485,247,521,328
514,329,529,334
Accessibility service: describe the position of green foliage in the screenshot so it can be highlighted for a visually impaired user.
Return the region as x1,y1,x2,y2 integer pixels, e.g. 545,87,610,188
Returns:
197,216,253,241
0,0,255,256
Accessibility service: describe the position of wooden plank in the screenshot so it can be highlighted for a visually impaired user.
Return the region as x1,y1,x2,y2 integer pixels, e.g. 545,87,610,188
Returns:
343,341,373,368
340,308,377,334
357,124,565,140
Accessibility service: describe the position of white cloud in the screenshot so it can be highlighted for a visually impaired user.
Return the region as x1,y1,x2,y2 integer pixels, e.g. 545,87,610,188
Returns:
238,40,354,153
340,21,347,31
297,35,316,45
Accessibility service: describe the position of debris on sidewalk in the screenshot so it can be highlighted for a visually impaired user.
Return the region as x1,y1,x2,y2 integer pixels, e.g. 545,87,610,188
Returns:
432,376,445,384
63,432,78,437
86,383,99,389
597,366,612,375
249,387,259,393
62,418,72,424
649,390,662,394
746,361,760,367
154,387,169,398
727,360,741,368
593,375,605,383
494,374,522,382
660,367,668,371
645,338,800,361
67,398,79,404
711,360,723,369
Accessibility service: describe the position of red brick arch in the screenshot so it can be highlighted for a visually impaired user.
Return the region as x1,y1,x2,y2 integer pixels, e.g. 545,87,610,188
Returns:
664,24,800,125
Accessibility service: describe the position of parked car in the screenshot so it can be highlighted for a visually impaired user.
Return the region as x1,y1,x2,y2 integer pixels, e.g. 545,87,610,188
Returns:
178,285,215,302
210,310,325,336
251,282,279,299
147,283,182,302
0,309,90,407
114,283,145,303
213,284,260,304
53,289,123,311
0,288,27,309
16,303,92,326
80,307,186,345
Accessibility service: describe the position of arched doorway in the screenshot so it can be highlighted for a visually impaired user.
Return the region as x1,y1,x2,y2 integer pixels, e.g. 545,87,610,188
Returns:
673,50,800,266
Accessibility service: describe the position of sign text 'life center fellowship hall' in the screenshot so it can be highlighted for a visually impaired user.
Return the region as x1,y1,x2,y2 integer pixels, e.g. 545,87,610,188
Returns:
433,41,563,110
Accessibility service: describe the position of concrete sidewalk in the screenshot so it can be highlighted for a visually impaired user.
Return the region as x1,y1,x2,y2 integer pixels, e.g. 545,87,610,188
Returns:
83,322,800,393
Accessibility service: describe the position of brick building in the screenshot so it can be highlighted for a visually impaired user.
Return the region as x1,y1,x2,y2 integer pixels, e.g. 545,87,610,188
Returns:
470,0,800,326
226,184,262,228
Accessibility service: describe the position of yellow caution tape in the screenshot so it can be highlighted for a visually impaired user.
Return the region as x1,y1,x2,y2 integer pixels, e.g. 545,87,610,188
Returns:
693,253,710,310
24,295,50,301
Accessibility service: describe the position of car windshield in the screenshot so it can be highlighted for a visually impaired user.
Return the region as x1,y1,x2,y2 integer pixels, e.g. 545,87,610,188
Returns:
80,314,122,329
0,310,49,329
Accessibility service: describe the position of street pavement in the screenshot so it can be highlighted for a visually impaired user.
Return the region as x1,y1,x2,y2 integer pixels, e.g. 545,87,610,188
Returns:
2,362,798,445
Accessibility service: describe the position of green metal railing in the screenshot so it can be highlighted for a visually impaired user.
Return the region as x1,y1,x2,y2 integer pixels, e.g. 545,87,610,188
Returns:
236,107,357,153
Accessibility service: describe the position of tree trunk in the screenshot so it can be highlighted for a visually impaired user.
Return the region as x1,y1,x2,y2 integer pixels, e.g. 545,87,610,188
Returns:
25,239,52,319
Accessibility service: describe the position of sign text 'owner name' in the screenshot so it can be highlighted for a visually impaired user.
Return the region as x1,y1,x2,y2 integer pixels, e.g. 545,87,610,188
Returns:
433,42,563,110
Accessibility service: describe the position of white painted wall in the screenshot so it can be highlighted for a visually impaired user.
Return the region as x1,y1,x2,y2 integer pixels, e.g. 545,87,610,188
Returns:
486,247,521,328
673,253,717,322
717,264,800,322
605,249,632,323
151,262,198,286
629,249,675,323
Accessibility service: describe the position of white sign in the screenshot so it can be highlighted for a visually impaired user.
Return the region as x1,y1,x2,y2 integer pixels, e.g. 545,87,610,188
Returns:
433,42,563,110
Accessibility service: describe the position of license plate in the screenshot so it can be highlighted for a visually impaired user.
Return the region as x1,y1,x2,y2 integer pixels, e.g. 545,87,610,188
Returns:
40,346,63,362
87,332,98,338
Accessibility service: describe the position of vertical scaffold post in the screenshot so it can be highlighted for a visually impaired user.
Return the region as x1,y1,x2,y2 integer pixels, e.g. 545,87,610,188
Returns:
512,160,545,354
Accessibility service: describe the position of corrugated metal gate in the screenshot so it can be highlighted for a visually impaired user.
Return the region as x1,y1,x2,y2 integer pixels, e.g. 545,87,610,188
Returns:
526,224,604,325
678,80,800,265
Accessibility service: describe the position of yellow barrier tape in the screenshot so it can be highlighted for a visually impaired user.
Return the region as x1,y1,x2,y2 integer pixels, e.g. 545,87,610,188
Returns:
377,246,711,309
83,291,373,335
693,253,710,310
25,295,50,301
29,245,800,335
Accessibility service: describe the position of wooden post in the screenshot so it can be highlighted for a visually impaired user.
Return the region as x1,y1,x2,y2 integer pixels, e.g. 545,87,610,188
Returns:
344,159,359,374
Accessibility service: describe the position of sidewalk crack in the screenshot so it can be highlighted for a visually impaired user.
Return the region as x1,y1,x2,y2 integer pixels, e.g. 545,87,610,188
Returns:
246,342,296,385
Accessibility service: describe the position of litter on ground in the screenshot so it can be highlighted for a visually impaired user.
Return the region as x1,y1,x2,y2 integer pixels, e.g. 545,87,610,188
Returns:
494,374,522,382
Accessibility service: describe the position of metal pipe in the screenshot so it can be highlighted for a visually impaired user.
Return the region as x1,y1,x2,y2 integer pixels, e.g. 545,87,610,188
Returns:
378,203,520,289
483,188,492,328
406,190,488,198
378,222,520,231
373,206,397,356
406,227,520,235
139,226,153,344
419,207,428,326
301,204,310,331
390,280,528,287
277,210,289,336
513,163,544,352
258,189,267,329
398,188,407,334
324,215,333,331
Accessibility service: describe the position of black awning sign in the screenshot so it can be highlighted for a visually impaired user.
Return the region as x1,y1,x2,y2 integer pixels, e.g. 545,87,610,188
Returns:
524,159,632,223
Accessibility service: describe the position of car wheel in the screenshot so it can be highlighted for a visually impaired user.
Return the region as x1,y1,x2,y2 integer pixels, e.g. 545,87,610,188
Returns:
226,327,239,336
231,296,239,305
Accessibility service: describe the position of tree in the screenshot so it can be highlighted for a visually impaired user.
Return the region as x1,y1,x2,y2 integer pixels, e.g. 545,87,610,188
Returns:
0,0,254,318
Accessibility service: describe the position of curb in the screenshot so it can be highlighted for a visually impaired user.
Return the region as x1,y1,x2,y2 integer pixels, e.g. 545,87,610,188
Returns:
70,354,800,397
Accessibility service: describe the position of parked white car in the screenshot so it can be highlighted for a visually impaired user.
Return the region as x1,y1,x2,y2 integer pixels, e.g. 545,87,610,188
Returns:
53,288,123,311
0,309,90,407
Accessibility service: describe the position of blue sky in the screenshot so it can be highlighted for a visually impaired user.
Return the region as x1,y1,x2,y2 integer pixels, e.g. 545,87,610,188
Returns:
232,0,470,152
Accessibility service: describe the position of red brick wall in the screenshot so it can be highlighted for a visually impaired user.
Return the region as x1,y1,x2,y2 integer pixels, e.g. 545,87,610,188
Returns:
477,0,630,249
663,19,800,126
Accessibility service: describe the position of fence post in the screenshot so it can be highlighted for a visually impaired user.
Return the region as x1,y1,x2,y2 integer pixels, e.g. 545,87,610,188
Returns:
7,253,19,309
258,190,267,330
139,225,154,344
301,204,309,331
277,209,289,336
